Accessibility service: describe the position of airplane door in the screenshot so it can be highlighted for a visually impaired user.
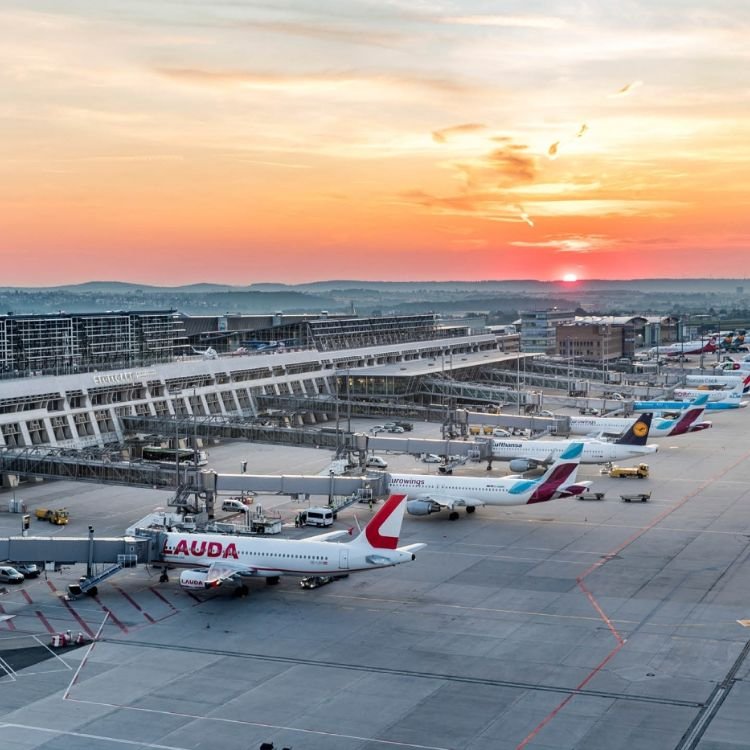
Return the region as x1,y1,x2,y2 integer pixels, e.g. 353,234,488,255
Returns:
339,549,349,569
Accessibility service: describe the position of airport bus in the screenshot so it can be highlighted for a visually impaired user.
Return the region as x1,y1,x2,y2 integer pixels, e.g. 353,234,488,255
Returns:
141,446,208,466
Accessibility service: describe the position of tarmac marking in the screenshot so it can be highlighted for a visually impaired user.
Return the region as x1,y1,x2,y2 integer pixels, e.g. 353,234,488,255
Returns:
34,610,55,634
516,445,750,749
0,604,16,630
149,587,179,612
0,655,17,682
0,723,191,750
92,597,129,634
63,611,108,700
111,585,156,624
31,634,73,670
46,580,96,639
21,590,32,604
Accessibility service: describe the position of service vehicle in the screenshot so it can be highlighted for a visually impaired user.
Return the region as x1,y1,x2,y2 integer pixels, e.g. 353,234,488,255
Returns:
609,463,649,479
621,491,652,502
421,453,442,463
365,455,388,469
301,507,335,527
12,562,40,578
221,498,252,513
35,508,70,525
0,565,24,583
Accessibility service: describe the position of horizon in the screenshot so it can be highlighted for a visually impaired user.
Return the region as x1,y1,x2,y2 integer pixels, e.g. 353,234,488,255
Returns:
1,2,748,284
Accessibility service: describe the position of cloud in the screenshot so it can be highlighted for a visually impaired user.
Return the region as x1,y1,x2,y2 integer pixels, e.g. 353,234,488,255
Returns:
441,15,568,30
154,66,470,95
609,80,644,98
432,123,487,144
239,19,403,48
511,236,612,253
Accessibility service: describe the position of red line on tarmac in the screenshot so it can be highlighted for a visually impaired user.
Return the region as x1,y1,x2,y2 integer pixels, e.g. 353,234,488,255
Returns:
21,590,33,604
0,603,16,630
149,587,178,612
516,449,750,750
112,585,156,624
46,580,96,640
92,598,129,634
35,611,55,634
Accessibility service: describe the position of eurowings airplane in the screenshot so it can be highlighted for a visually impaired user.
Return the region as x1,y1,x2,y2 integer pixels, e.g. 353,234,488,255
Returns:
488,413,657,472
388,442,588,520
161,494,424,593
568,396,710,437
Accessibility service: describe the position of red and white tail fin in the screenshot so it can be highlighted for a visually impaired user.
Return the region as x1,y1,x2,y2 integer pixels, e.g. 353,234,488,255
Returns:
352,494,407,550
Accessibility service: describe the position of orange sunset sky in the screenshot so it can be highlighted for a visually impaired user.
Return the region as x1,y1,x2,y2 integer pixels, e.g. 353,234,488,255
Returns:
1,2,749,285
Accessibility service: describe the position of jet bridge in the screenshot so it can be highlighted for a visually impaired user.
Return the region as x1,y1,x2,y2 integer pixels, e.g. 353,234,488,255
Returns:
364,435,492,461
200,471,388,498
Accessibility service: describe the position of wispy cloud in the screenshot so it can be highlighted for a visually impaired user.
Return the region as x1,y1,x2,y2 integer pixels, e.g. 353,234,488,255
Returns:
441,15,568,30
154,66,471,95
432,123,487,144
511,236,612,253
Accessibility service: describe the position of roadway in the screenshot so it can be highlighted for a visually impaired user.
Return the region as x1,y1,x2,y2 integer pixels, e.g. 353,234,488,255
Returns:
0,413,749,749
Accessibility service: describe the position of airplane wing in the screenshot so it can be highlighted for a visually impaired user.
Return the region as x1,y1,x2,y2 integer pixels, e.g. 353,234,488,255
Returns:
417,494,485,510
203,561,264,586
305,528,354,543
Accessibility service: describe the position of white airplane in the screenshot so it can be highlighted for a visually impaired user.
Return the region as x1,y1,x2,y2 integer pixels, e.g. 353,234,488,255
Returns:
191,346,219,360
489,413,658,472
161,494,424,593
648,337,718,357
568,397,711,437
672,384,744,402
388,442,589,520
684,374,750,393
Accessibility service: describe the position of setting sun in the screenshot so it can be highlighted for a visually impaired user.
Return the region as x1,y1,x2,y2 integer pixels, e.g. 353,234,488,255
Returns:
562,273,578,283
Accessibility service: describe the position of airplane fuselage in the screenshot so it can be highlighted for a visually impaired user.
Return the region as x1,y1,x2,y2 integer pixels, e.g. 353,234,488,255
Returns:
160,532,411,577
489,438,657,464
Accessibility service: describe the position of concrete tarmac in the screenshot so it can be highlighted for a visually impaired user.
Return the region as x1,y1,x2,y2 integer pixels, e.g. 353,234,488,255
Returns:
0,413,749,749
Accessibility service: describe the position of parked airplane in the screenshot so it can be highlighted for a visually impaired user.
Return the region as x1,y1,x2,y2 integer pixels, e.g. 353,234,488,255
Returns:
568,396,711,437
685,373,750,393
634,395,746,411
648,338,717,357
191,346,219,360
162,494,424,593
388,442,588,520
489,414,657,472
673,384,744,402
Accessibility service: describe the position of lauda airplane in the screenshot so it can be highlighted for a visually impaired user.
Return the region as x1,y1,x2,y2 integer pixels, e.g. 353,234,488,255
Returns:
568,396,711,437
161,494,424,593
388,442,588,520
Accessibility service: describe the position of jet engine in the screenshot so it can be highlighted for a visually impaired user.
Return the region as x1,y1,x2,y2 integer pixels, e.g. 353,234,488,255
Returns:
406,500,440,516
179,569,210,590
508,458,539,473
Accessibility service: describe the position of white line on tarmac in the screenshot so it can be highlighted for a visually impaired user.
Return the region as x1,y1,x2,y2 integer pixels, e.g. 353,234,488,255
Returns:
0,723,190,750
60,699,454,750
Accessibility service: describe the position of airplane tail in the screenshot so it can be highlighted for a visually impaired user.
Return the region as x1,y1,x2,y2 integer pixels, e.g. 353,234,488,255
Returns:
351,494,407,550
668,399,709,435
526,442,583,504
615,412,652,445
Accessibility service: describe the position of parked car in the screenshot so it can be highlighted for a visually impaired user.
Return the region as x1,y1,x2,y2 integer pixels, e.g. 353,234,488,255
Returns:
365,455,388,469
369,425,385,434
0,565,24,584
387,426,405,433
12,562,39,578
421,453,442,463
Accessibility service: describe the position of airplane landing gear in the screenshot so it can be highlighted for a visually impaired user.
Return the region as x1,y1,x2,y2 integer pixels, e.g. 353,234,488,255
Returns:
449,511,460,521
266,576,280,586
466,506,476,514
486,462,493,471
159,570,169,583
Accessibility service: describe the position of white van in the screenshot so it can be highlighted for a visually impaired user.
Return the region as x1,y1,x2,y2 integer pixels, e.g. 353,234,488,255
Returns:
304,507,334,527
365,455,388,469
221,498,251,513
